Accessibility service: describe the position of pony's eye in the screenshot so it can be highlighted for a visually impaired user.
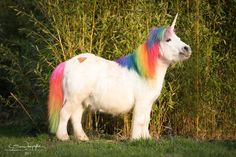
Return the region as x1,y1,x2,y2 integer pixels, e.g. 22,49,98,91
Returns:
166,38,171,42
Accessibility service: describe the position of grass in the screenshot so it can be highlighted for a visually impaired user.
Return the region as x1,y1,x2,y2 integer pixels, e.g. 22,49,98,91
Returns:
0,127,235,157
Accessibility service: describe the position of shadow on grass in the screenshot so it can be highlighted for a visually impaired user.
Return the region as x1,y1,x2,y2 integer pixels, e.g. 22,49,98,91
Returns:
208,140,236,150
0,126,24,137
0,125,48,138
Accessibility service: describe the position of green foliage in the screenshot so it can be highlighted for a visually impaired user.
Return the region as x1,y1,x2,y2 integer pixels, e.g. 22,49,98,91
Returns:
0,0,235,139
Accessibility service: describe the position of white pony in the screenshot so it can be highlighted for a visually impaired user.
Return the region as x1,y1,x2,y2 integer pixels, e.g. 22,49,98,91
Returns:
48,14,191,141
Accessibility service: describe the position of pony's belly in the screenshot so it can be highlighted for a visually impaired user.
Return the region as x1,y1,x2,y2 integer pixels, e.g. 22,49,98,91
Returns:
90,94,134,114
88,79,135,114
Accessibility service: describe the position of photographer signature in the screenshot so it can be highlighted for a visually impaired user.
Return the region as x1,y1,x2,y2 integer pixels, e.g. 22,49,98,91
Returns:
4,141,46,152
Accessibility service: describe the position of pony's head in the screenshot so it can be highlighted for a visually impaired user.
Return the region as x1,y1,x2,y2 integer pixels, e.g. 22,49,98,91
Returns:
116,14,191,79
148,14,191,64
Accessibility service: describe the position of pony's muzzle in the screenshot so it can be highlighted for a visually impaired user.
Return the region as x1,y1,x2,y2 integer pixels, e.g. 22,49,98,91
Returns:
180,46,191,58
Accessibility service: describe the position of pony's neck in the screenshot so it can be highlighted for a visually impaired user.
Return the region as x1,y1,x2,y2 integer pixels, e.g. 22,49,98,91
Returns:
151,58,170,92
134,42,159,79
155,58,169,78
116,36,165,80
116,27,170,79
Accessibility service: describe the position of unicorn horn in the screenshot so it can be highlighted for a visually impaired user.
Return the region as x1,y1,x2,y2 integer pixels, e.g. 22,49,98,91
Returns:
171,13,178,30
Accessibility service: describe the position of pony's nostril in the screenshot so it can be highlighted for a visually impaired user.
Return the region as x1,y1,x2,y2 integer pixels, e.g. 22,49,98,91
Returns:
183,46,189,52
180,46,191,57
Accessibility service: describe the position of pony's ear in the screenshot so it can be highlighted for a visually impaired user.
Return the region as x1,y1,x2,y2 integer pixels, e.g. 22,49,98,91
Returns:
170,13,178,31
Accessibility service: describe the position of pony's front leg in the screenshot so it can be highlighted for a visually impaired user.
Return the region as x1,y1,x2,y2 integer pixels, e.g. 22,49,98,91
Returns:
131,102,152,139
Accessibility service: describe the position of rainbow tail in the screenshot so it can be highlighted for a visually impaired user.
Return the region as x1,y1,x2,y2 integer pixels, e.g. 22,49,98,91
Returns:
48,62,66,133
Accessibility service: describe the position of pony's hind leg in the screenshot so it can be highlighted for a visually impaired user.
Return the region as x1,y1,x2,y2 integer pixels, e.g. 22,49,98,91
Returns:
56,101,73,141
71,103,89,141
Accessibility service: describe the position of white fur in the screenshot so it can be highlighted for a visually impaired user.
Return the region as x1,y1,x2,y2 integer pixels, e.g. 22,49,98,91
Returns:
56,23,191,141
56,54,169,140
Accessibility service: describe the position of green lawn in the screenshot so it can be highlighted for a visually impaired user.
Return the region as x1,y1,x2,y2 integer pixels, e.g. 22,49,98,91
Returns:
0,128,235,157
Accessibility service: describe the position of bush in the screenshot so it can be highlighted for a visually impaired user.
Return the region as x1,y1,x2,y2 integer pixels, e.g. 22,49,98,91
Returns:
0,0,235,139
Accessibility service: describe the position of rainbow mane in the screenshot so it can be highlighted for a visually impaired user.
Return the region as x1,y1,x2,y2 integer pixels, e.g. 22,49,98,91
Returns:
116,27,167,79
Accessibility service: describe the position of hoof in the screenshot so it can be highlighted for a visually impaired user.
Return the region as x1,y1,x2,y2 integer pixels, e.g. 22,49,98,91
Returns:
75,134,89,141
131,134,151,140
56,134,70,141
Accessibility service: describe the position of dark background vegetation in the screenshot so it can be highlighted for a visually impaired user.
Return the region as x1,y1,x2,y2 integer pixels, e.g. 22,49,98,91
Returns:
0,0,235,139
